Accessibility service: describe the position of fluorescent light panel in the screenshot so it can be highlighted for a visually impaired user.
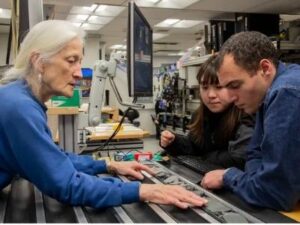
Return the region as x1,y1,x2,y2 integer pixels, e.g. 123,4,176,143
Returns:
153,33,168,40
148,0,161,3
88,16,113,25
281,14,300,21
70,4,98,14
83,4,98,12
172,20,203,28
155,19,180,27
135,0,199,9
70,6,94,14
81,23,103,30
155,19,203,28
139,0,161,6
72,23,82,27
95,5,125,17
110,44,126,50
0,8,11,19
67,15,89,23
68,4,125,31
168,52,185,56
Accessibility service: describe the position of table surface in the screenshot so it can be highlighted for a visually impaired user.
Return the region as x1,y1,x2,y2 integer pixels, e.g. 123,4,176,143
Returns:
87,129,150,141
47,106,119,117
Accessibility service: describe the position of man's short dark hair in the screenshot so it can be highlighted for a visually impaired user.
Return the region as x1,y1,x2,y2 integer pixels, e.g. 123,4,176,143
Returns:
215,31,279,75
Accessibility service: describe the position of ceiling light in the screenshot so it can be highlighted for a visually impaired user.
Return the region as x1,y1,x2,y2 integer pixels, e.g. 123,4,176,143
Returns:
165,19,180,25
155,19,203,29
167,52,184,56
76,15,89,20
68,4,124,32
88,16,113,24
0,8,11,19
115,50,126,55
83,4,98,12
146,0,161,4
110,44,126,50
81,23,102,30
135,0,198,9
71,6,92,14
153,33,168,40
72,23,82,27
95,5,125,17
172,20,203,28
71,4,98,14
97,5,107,11
67,15,89,23
155,19,180,28
281,14,300,22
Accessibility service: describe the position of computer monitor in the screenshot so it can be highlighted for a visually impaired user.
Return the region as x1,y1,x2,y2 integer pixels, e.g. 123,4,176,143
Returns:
127,1,153,97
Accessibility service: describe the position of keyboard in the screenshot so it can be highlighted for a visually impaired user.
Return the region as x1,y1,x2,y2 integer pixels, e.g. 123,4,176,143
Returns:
172,155,223,175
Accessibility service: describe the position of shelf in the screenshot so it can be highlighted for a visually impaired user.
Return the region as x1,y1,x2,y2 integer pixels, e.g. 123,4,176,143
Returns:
186,85,199,89
158,112,189,118
182,54,212,67
187,99,200,103
276,41,300,51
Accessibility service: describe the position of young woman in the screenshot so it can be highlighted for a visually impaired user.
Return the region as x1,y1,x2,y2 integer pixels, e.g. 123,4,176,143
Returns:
0,20,206,209
160,55,254,170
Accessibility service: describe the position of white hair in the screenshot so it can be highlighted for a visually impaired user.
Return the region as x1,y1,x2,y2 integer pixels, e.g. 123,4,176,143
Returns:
1,20,85,84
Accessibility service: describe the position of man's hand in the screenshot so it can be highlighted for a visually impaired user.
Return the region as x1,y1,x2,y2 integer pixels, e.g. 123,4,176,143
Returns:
140,184,208,209
201,169,226,190
108,161,154,180
160,130,175,147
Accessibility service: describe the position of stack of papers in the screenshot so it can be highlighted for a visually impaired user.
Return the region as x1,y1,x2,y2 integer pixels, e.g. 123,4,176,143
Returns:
85,123,143,134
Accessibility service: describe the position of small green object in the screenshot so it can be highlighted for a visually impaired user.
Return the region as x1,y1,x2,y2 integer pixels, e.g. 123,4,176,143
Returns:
51,88,80,107
153,153,162,161
125,153,135,161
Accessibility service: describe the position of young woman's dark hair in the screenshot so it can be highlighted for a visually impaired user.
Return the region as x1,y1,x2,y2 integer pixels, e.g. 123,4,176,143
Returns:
188,55,242,148
160,54,254,169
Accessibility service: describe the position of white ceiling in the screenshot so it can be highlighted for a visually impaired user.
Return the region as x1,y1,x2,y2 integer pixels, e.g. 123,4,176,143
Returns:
1,0,300,56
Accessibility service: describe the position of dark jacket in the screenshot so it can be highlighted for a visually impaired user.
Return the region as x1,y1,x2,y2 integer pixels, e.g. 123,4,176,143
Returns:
163,112,255,170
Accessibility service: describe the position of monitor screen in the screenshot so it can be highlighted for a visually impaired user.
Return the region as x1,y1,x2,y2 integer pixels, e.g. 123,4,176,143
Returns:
81,68,93,78
127,1,153,97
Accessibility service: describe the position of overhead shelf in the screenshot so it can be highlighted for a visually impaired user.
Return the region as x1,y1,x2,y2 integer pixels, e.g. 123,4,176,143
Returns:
276,41,300,51
187,99,201,103
182,54,212,67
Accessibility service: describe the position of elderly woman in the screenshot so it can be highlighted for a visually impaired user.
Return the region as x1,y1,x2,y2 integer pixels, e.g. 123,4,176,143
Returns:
0,20,206,209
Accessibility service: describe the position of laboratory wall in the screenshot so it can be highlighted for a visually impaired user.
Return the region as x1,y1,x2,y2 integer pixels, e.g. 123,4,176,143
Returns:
0,34,9,66
82,38,180,135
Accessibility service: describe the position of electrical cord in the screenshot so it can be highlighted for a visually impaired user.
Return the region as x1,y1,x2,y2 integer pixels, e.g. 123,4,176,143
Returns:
86,107,132,156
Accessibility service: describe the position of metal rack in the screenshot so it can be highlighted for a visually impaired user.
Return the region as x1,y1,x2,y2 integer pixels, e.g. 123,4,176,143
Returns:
181,54,213,67
276,41,300,64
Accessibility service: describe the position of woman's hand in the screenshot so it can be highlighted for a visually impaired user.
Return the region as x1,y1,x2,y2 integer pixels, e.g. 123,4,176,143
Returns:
140,184,208,209
160,130,175,147
108,161,155,180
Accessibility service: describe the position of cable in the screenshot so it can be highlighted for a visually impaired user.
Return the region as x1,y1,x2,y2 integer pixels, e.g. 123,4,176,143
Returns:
86,107,132,156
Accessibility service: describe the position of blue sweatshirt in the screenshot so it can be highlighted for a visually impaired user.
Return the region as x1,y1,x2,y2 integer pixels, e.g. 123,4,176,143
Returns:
0,80,140,208
223,62,300,211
